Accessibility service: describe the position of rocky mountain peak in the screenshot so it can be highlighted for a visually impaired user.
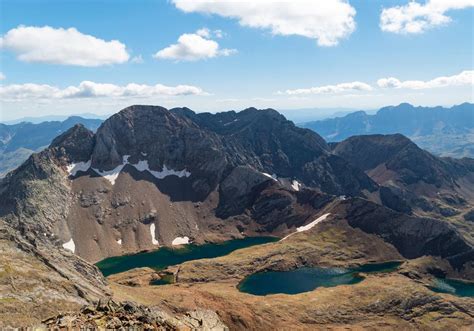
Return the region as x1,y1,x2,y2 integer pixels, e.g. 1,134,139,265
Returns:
50,124,95,163
333,134,413,171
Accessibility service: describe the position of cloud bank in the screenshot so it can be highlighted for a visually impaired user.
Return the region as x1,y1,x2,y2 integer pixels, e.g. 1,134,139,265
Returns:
0,81,208,101
283,81,372,95
380,0,474,34
172,0,356,46
377,70,473,89
0,25,130,66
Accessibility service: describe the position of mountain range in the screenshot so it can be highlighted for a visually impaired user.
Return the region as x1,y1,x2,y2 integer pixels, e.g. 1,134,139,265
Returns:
0,116,102,177
302,103,474,158
0,105,473,328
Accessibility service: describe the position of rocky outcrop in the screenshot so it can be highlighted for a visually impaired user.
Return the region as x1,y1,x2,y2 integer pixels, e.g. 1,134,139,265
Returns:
0,224,109,328
42,299,228,330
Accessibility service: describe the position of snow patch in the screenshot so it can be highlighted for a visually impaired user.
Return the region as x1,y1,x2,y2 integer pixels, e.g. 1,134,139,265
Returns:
69,154,191,185
141,152,147,156
296,213,331,232
262,172,278,181
133,160,150,172
291,180,301,191
117,239,122,245
150,223,159,245
223,119,239,126
149,164,191,179
62,238,75,253
172,236,190,245
131,160,191,179
67,160,91,176
91,155,130,185
281,213,331,241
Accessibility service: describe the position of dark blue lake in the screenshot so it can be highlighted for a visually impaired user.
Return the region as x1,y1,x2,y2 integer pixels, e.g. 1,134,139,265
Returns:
238,261,402,295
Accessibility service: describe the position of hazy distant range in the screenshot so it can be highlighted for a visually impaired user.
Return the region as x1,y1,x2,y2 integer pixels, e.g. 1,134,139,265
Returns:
301,103,474,159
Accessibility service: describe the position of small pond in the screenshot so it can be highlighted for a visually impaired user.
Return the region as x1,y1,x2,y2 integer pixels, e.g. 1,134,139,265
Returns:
238,261,402,295
96,236,278,277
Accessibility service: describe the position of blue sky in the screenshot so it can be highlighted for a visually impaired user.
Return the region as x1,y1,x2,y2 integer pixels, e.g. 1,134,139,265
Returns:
1,0,473,121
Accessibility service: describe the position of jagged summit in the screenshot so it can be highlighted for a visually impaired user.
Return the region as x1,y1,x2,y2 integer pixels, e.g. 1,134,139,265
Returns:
50,124,95,163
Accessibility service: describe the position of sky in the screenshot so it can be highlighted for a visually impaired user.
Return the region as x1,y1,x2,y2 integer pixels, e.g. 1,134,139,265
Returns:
0,0,473,121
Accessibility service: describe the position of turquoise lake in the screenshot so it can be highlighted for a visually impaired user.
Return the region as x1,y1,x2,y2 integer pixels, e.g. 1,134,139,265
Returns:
96,236,278,277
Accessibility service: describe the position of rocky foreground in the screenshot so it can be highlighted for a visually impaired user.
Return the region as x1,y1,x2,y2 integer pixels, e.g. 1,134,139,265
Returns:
42,299,228,330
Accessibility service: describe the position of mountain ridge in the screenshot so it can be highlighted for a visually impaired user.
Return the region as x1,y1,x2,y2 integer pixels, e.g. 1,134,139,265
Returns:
301,103,474,158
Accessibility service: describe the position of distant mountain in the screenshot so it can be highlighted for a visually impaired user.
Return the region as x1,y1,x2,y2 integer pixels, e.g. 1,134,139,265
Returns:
1,113,109,124
301,103,474,158
276,107,365,123
0,116,103,177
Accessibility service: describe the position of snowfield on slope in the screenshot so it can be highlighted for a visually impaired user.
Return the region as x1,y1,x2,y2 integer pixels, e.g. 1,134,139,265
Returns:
281,213,331,241
67,155,191,184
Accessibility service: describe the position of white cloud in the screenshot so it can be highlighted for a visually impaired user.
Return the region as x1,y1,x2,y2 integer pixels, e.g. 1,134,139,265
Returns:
0,72,5,80
283,81,372,95
213,29,224,38
380,0,474,34
196,28,225,39
0,25,130,66
131,55,144,63
172,0,356,47
0,81,208,101
196,28,211,38
153,29,236,61
377,70,474,89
